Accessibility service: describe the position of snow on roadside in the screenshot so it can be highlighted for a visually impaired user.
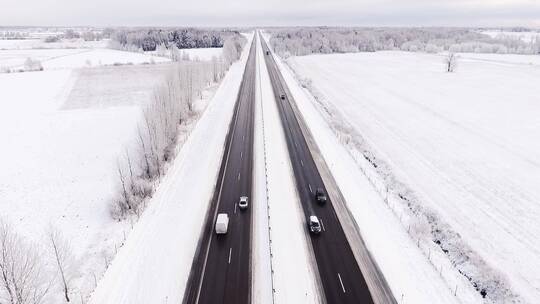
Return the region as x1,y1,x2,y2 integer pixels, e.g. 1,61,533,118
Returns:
264,39,476,303
257,35,322,304
88,33,253,304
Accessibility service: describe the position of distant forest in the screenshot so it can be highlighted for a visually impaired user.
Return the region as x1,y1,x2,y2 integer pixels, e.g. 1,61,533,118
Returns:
109,28,240,51
268,27,540,57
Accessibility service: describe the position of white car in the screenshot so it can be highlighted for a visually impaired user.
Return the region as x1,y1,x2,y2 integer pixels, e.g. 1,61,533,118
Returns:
215,213,229,234
239,196,249,210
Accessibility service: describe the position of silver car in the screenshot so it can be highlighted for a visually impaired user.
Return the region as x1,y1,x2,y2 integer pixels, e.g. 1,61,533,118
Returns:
239,196,249,210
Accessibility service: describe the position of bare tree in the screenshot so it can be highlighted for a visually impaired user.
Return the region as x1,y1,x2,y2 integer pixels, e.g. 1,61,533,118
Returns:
48,229,75,303
445,52,458,72
0,220,52,304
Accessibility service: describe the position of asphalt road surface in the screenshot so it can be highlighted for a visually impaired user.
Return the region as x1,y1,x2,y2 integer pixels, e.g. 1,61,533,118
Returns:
183,36,256,304
261,33,376,304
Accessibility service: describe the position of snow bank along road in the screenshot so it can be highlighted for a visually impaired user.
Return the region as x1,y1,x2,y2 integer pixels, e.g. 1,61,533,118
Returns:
261,34,394,304
183,37,256,304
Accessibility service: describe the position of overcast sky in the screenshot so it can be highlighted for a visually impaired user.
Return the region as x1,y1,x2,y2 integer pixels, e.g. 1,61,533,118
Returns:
1,0,539,27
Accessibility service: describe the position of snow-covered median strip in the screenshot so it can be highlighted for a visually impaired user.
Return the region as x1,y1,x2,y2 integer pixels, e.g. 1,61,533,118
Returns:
256,34,322,304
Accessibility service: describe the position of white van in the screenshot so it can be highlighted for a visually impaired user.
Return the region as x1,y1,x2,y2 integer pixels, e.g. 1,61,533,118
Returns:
215,213,229,234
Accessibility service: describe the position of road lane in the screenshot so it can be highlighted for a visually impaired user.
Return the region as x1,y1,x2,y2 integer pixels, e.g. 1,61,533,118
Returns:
183,36,256,304
260,33,376,304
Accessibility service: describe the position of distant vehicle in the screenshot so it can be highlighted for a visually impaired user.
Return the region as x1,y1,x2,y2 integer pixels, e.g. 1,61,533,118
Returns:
315,188,327,204
266,50,270,55
280,94,286,100
215,213,229,234
239,196,249,210
308,216,322,234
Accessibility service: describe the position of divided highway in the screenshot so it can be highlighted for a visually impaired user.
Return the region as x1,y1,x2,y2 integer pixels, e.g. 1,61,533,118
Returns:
183,37,256,304
261,34,376,303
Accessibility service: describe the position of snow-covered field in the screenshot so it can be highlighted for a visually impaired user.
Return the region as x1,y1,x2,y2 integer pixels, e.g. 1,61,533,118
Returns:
0,47,168,71
0,38,106,50
0,40,222,302
286,50,540,303
0,67,141,300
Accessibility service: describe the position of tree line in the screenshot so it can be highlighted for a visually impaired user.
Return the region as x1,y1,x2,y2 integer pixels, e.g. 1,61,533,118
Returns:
109,28,241,52
268,27,540,57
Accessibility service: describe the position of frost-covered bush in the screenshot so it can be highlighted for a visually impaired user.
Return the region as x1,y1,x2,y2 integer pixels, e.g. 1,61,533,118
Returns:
44,35,60,43
24,58,43,72
222,33,247,67
425,43,443,53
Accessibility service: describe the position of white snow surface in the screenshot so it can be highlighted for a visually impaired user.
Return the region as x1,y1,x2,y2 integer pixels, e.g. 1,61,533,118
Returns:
88,34,253,304
286,50,540,303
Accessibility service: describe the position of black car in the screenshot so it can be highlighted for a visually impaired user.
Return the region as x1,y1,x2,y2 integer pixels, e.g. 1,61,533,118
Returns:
315,188,327,204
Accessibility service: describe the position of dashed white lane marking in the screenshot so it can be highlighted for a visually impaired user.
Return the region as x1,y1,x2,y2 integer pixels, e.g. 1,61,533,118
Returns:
338,273,346,293
228,247,232,264
234,203,237,214
300,159,304,167
320,218,326,232
308,184,312,193
241,151,243,159
238,172,241,181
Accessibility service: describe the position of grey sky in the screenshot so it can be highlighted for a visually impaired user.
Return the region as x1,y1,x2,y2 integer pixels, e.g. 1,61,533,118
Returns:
1,0,539,27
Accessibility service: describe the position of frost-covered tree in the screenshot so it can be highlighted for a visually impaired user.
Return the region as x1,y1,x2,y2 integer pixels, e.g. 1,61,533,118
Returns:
0,220,52,304
445,52,458,72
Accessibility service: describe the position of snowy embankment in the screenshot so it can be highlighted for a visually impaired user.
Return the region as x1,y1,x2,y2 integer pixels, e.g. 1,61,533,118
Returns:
284,50,540,303
88,34,253,304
